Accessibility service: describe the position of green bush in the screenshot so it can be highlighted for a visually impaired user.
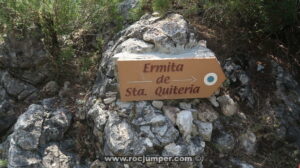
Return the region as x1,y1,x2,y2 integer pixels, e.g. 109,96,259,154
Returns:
0,160,7,167
200,0,299,34
0,0,124,76
129,0,152,21
152,0,171,14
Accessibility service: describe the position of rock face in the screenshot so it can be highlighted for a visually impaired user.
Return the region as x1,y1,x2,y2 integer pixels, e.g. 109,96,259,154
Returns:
6,99,77,168
0,29,53,85
0,28,54,135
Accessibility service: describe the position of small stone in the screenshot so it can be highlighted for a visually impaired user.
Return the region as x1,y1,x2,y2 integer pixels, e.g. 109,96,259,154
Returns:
238,73,250,85
103,97,116,104
239,131,256,155
143,138,153,148
257,64,264,71
198,112,218,122
162,106,180,124
217,94,238,116
176,110,193,140
237,112,247,120
213,132,235,152
90,160,106,168
162,143,182,156
116,100,133,110
105,91,118,97
179,102,192,110
208,95,219,107
198,102,218,122
58,81,71,98
152,101,164,109
41,81,59,96
42,144,73,168
194,121,213,141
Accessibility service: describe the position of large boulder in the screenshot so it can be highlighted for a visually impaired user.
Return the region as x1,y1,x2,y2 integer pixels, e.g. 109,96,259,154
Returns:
86,13,207,168
92,13,199,96
6,99,75,168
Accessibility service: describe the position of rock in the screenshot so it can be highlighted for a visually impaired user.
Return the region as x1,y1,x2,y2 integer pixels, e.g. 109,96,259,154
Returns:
198,102,218,122
1,28,53,85
152,101,164,109
0,135,11,160
13,104,44,150
162,143,182,156
139,126,160,146
58,81,71,98
42,144,73,168
88,103,108,131
93,13,200,97
208,95,219,107
103,97,116,104
151,119,179,146
0,99,16,134
1,71,37,101
8,145,42,167
162,138,205,157
114,38,154,54
105,118,136,155
90,160,107,168
135,101,148,115
179,102,192,110
162,106,180,124
116,100,133,111
7,100,75,168
238,73,250,85
8,105,44,167
217,94,238,116
239,131,256,155
272,62,300,147
87,12,220,167
213,132,235,152
257,64,264,71
194,121,213,141
40,108,72,143
41,81,59,96
176,110,193,140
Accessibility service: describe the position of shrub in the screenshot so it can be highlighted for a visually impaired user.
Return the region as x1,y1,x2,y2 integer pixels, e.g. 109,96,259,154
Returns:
152,0,172,14
0,0,124,76
0,160,7,167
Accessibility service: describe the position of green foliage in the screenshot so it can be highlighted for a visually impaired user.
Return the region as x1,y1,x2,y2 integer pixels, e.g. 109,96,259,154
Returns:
174,0,201,16
0,0,123,35
0,160,8,167
152,0,172,14
80,57,94,72
200,0,299,34
0,0,124,76
129,0,152,21
59,47,75,64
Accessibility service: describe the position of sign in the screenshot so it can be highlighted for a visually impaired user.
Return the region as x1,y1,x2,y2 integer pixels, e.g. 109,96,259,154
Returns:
117,58,226,101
